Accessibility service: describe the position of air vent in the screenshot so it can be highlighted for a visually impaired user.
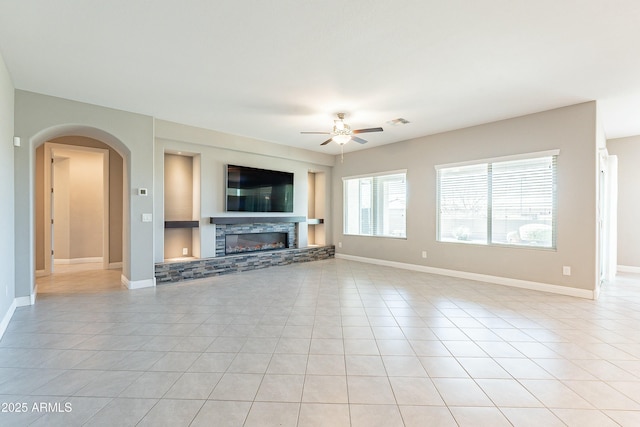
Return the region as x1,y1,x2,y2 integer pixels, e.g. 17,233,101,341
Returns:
387,118,410,125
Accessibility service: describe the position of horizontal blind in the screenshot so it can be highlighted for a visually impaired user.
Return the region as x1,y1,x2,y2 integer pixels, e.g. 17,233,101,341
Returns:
438,164,488,243
374,173,406,237
491,156,555,247
436,153,557,248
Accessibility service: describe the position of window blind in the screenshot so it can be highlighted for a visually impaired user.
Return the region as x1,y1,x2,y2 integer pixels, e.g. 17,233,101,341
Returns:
437,153,557,248
438,164,488,243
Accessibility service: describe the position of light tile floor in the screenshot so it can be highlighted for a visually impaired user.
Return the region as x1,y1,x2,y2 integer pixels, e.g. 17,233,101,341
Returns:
1,259,640,426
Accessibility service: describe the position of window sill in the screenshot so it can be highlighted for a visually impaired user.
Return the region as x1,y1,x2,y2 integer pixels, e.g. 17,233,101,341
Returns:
437,239,556,251
344,234,407,240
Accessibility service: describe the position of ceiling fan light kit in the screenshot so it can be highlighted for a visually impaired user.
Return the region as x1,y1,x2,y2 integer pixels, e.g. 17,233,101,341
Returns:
301,112,384,148
331,134,351,145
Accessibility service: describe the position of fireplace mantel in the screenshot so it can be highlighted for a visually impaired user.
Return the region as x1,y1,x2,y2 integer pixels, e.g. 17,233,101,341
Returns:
209,216,306,225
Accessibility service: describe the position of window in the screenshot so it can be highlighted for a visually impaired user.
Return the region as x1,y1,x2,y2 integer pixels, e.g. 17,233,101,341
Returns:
437,151,558,248
343,171,407,238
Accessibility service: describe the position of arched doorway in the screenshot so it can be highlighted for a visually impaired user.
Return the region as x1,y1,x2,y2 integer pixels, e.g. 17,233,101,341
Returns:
31,127,129,294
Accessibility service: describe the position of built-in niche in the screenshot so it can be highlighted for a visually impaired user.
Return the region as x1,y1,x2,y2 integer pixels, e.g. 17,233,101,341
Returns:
164,152,201,260
307,171,326,246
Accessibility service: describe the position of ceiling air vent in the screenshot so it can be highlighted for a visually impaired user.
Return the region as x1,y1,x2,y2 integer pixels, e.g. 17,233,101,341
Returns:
387,118,410,125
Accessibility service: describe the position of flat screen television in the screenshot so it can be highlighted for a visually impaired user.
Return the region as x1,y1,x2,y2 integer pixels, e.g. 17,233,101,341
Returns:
226,164,294,212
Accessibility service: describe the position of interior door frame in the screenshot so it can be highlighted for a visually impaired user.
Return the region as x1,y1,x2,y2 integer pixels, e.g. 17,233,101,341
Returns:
597,148,619,295
43,142,110,274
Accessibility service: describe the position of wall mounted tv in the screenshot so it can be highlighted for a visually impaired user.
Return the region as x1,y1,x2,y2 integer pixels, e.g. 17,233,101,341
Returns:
226,164,294,212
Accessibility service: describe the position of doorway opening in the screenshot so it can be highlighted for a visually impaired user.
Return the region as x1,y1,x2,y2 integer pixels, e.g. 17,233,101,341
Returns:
35,136,124,292
598,149,618,296
49,144,108,272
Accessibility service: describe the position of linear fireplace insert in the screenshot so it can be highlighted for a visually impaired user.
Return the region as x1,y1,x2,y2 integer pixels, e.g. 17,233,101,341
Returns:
225,232,289,255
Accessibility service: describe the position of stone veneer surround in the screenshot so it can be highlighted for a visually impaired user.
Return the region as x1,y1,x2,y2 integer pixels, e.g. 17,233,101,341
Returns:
154,216,330,285
155,245,335,284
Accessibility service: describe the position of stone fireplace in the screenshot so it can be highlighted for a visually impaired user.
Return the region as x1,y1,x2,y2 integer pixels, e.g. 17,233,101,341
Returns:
211,216,305,257
156,216,334,284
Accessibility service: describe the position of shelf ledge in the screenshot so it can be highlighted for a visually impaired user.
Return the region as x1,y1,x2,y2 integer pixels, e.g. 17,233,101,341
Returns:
209,216,306,225
165,220,200,229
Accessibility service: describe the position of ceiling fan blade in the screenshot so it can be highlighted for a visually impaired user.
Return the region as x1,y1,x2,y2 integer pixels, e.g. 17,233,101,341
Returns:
301,131,331,134
320,138,333,146
351,136,368,144
352,127,383,134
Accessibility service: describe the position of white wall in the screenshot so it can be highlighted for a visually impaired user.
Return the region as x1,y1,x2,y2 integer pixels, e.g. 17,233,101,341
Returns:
154,120,335,262
607,135,640,270
68,150,104,259
53,157,71,259
53,149,105,261
333,102,599,294
0,52,16,335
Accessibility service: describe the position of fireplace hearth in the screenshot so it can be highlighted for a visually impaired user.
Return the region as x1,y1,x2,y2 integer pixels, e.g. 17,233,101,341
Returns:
225,232,289,255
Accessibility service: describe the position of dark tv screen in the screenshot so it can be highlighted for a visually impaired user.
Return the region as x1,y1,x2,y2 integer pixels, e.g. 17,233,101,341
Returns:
226,165,294,212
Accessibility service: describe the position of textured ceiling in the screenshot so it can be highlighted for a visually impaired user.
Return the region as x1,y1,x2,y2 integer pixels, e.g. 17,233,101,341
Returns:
1,1,639,154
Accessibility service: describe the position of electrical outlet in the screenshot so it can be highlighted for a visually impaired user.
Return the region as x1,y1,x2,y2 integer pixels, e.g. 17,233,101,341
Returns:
338,242,342,248
141,213,152,222
563,266,571,276
421,251,427,259
182,248,189,256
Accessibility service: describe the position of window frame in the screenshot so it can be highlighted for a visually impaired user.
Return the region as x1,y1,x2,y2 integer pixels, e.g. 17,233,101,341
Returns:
435,150,559,250
342,169,407,239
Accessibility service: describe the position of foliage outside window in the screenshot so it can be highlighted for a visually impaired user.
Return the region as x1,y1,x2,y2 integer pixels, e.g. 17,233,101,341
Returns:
343,171,407,238
437,151,558,249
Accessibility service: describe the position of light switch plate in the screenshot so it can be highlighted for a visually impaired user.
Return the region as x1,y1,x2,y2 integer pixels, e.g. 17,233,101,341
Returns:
142,213,152,222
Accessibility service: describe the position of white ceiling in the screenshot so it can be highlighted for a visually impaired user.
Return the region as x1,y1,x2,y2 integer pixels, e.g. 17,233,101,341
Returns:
1,1,639,155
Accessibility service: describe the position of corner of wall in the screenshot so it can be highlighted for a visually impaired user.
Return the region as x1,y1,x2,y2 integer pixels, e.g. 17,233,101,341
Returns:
0,50,16,336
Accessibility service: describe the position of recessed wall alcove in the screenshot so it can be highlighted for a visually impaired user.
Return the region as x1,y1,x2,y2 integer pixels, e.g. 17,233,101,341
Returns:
163,152,201,261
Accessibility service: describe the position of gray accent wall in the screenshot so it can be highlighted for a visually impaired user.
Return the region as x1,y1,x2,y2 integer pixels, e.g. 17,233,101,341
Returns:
0,52,15,323
333,102,599,292
154,120,334,263
14,90,155,297
607,135,640,269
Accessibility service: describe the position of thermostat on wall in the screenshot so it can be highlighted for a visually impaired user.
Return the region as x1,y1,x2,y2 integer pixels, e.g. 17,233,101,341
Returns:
138,188,148,196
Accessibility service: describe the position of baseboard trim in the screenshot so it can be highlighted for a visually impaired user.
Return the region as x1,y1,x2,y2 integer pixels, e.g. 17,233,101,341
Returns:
54,257,103,265
15,292,35,307
618,265,640,274
121,275,156,290
108,262,123,270
35,269,47,277
0,299,17,340
335,254,595,300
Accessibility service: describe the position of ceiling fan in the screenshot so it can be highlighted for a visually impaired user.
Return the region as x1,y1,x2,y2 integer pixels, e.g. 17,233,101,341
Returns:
301,113,383,146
